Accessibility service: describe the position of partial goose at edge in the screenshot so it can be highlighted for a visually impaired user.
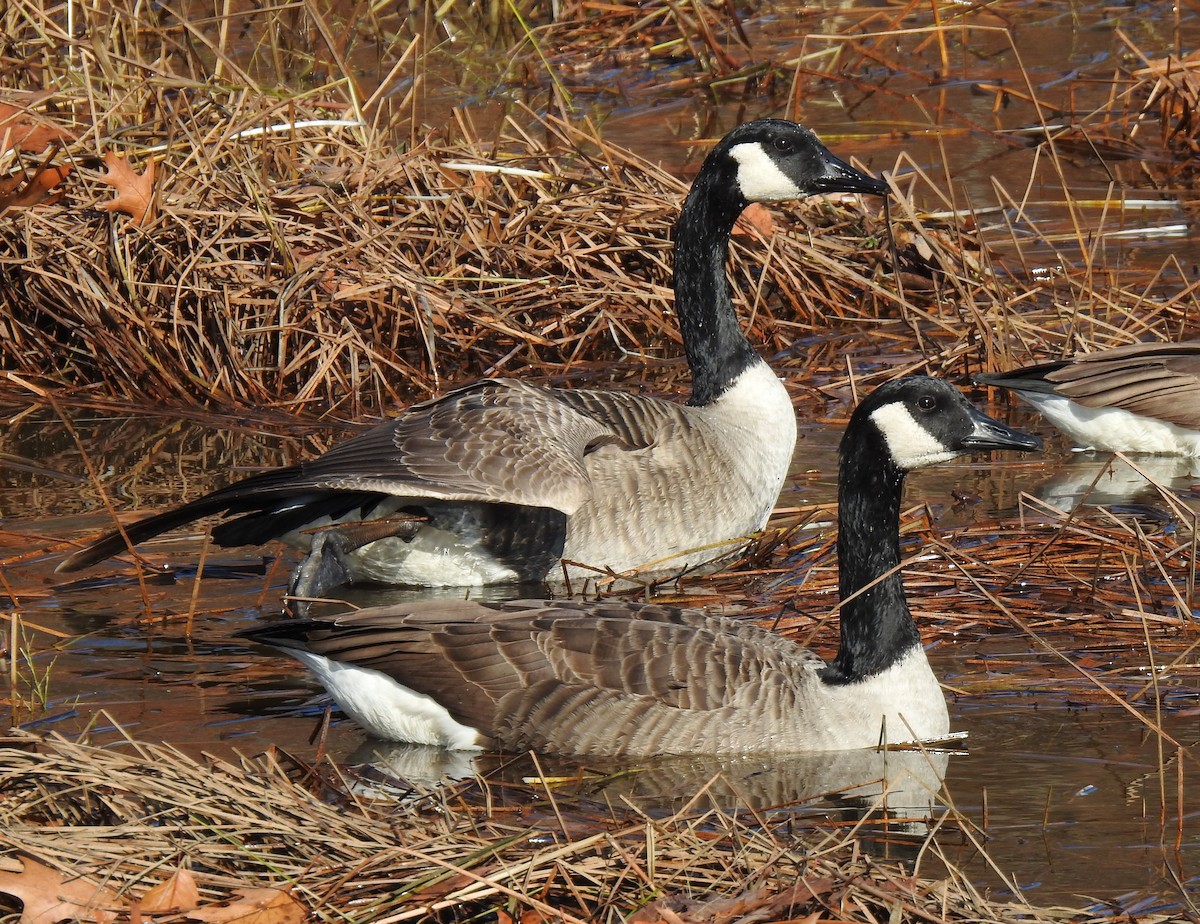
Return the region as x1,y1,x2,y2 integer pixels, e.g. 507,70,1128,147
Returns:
977,341,1200,456
241,376,1042,758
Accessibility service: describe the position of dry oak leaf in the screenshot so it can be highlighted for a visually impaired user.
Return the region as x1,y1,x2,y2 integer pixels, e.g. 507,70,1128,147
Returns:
100,152,157,226
185,888,305,924
0,101,75,153
732,202,776,239
0,163,73,214
136,869,200,915
0,855,123,924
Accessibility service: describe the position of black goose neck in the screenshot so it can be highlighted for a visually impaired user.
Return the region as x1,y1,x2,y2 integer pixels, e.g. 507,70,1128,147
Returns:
826,423,922,684
672,167,760,407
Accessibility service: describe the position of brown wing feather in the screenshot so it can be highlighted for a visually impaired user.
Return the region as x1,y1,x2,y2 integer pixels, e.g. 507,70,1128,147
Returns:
1045,343,1200,430
213,377,699,511
268,599,823,756
290,379,631,512
58,379,691,572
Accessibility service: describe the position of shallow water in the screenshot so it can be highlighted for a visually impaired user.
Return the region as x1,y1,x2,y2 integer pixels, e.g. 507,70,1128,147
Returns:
2,404,1196,912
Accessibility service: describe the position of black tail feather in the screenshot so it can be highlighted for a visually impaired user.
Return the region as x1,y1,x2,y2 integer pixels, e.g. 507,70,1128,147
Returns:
55,463,362,572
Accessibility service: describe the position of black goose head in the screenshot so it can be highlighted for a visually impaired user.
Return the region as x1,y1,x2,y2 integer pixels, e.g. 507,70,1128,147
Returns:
702,119,888,208
674,120,888,407
830,376,1041,684
849,376,1043,473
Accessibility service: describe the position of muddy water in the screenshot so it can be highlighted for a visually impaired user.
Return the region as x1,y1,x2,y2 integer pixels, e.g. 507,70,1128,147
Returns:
2,404,1195,911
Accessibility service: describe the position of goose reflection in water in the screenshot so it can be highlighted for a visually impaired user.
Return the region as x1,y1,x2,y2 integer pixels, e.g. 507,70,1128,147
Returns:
344,739,953,843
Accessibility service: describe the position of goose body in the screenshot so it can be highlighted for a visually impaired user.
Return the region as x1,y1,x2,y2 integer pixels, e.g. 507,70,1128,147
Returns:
977,341,1200,455
59,120,886,594
242,377,1042,757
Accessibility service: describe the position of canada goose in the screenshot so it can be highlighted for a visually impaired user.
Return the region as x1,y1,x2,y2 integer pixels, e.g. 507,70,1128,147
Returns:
58,120,887,595
977,341,1200,455
240,376,1042,757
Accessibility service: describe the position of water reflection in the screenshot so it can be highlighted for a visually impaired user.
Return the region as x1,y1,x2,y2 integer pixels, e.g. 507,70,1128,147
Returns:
6,0,1200,911
344,740,953,866
943,699,1197,913
348,739,951,827
1031,451,1200,513
2,407,1196,911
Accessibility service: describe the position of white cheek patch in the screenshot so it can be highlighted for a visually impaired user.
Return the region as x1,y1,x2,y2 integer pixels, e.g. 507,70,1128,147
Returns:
728,142,803,201
870,403,959,470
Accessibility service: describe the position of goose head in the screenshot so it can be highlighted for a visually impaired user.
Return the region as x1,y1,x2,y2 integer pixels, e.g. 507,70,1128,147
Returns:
852,375,1044,474
703,119,889,207
674,120,887,407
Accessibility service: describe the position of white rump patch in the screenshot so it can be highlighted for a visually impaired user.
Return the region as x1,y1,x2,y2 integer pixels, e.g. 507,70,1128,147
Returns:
728,142,802,201
870,403,958,470
291,650,484,749
345,530,521,587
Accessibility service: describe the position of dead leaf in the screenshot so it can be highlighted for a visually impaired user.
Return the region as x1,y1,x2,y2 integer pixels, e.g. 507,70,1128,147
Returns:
0,163,72,214
0,855,122,924
99,152,157,226
0,102,75,153
137,869,200,914
185,888,305,924
628,879,836,924
472,170,494,197
733,202,776,239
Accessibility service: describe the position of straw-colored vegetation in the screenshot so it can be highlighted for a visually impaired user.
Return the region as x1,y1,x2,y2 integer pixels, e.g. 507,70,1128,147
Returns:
3,2,1196,417
0,97,896,414
0,0,898,415
2,1,1199,922
0,729,1185,924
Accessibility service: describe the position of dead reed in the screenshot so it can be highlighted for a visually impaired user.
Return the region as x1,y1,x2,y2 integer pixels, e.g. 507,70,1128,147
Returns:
0,727,1178,924
4,2,1198,420
1,4,1199,920
0,88,899,415
0,0,893,415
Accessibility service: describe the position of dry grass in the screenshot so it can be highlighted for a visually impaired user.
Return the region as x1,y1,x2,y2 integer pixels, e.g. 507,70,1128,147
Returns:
0,0,898,415
1,3,1199,922
3,3,1198,419
0,89,899,414
0,727,1181,924
1042,33,1200,172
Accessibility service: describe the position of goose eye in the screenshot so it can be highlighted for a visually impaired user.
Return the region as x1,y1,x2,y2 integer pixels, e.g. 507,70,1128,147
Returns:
772,136,794,154
917,395,936,411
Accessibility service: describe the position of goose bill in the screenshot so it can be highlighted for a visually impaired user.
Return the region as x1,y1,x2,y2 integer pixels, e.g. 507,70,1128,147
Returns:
960,407,1043,452
811,154,889,197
